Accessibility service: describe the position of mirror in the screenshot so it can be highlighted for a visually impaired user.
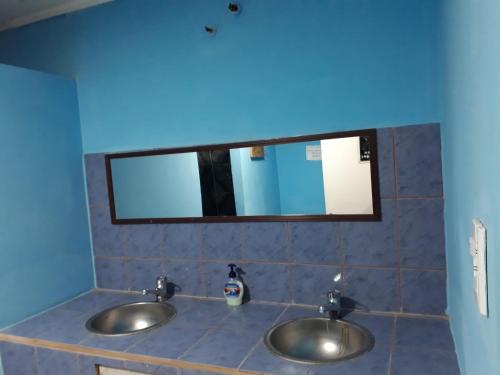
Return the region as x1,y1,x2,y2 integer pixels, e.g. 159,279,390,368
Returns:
105,129,380,223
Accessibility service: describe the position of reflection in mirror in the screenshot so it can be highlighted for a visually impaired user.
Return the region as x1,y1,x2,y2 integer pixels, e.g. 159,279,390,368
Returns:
229,137,372,216
111,152,202,218
107,130,379,223
320,137,373,215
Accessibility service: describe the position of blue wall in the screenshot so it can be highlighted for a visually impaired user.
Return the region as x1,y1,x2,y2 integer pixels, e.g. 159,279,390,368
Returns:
0,0,442,153
0,0,444,338
0,64,94,328
442,1,500,374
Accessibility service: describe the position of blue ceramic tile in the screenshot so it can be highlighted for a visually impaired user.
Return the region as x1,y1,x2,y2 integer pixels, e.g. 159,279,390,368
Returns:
275,306,317,324
79,331,147,351
127,324,210,359
395,124,443,197
391,347,460,375
164,224,202,258
35,312,90,344
225,303,285,333
291,264,342,305
168,299,232,328
128,225,164,257
345,313,395,345
240,342,312,374
238,263,290,303
180,324,262,368
58,290,108,313
201,223,242,260
37,348,79,375
3,316,51,338
290,222,341,264
313,342,390,375
58,291,142,315
95,257,127,290
395,317,454,350
164,259,203,296
401,270,446,315
377,128,395,198
0,342,37,375
78,355,125,375
202,261,228,298
342,199,397,267
243,222,289,262
125,258,164,291
124,361,177,375
399,199,446,269
90,205,128,257
84,153,108,206
164,296,204,314
4,308,88,343
343,268,398,311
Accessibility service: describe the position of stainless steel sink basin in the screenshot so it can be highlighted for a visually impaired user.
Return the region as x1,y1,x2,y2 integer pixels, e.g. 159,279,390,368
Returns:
264,317,374,364
86,302,176,336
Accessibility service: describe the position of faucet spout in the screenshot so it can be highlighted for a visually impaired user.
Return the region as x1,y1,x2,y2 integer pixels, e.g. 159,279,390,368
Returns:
319,289,342,319
143,275,168,302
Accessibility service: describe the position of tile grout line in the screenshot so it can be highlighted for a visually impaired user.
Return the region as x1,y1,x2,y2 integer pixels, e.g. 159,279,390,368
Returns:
395,198,403,312
236,305,290,370
392,128,404,313
89,288,450,320
34,346,40,375
199,223,209,298
386,315,398,375
160,225,168,285
93,255,447,272
176,309,235,360
161,223,167,260
239,222,245,263
338,222,346,294
286,223,294,304
123,223,131,290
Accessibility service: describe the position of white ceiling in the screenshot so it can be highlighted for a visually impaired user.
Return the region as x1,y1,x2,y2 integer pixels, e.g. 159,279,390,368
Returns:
0,0,113,31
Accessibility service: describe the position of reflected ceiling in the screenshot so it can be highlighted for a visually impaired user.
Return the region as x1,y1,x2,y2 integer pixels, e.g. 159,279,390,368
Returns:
0,0,113,31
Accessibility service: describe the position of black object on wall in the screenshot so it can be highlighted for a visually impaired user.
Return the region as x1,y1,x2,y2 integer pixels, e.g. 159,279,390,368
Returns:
360,136,371,161
197,150,237,216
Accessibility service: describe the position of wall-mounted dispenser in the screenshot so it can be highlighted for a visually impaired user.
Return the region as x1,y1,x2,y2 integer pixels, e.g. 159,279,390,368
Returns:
469,219,488,316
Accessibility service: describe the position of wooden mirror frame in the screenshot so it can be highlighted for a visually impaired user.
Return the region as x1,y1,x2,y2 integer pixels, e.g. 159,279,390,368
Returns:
105,129,381,224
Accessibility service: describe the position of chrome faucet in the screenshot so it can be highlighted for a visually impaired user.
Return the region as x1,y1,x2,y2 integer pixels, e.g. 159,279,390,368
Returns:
319,289,342,318
142,275,168,302
319,274,343,318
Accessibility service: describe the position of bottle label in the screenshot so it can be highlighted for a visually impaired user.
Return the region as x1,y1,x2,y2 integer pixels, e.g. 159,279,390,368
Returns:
224,282,241,298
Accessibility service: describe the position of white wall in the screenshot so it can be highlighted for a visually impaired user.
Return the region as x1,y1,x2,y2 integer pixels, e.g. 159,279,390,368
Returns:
321,137,373,214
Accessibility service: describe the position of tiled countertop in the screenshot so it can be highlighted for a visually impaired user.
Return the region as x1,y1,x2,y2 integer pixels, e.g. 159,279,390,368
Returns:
0,290,460,375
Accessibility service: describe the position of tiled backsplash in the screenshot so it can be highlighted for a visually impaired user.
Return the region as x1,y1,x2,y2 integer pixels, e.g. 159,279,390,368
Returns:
85,123,446,315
